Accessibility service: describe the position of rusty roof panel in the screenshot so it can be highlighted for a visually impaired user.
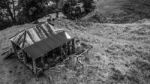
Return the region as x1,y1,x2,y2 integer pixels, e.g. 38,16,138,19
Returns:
23,31,72,59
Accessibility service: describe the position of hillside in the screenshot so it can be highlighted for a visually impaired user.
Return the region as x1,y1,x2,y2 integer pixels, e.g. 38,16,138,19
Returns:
0,0,150,84
84,0,150,23
0,18,150,84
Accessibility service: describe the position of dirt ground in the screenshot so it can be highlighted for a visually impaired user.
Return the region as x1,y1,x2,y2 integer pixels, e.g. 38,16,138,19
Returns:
0,18,150,84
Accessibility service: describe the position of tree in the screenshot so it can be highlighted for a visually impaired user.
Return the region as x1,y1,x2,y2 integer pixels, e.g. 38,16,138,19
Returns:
0,0,17,24
18,0,48,22
48,0,66,18
82,0,95,13
62,0,95,20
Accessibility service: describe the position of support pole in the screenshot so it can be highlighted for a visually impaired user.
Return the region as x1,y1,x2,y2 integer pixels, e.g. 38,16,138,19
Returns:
67,42,70,55
32,59,37,75
33,59,39,80
41,57,44,65
60,46,63,58
72,39,75,53
62,45,66,57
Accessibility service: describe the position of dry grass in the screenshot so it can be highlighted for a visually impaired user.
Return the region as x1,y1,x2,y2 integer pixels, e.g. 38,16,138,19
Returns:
0,18,150,84
83,0,150,23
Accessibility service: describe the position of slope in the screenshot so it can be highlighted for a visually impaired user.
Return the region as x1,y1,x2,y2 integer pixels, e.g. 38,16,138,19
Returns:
83,0,150,23
0,18,150,84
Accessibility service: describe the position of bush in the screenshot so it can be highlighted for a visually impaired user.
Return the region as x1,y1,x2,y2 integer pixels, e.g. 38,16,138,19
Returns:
62,0,95,20
0,20,12,30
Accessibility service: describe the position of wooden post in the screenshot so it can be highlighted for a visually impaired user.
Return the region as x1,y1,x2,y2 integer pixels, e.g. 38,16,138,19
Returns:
70,40,73,54
72,39,75,53
32,59,37,75
60,46,63,58
63,43,66,56
62,45,65,57
41,57,44,65
67,42,70,55
64,43,67,56
33,59,39,80
69,41,72,54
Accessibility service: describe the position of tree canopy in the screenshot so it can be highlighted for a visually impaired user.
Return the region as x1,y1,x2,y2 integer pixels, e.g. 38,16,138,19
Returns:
62,0,95,20
0,0,96,29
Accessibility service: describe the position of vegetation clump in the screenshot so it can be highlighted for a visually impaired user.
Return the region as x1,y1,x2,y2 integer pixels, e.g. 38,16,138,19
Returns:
62,0,95,20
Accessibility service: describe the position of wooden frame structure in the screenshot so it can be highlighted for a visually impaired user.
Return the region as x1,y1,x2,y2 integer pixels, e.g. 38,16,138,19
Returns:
11,38,76,75
9,22,77,76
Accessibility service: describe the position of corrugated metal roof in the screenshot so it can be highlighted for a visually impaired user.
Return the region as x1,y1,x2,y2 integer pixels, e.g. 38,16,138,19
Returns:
10,22,73,59
10,22,57,48
23,31,72,59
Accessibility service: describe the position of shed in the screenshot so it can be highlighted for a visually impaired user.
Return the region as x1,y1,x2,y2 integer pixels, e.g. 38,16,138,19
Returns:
10,22,76,75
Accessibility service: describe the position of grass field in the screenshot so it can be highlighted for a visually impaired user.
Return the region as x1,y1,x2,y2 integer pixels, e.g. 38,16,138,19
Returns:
0,0,150,84
0,18,150,84
84,0,150,23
